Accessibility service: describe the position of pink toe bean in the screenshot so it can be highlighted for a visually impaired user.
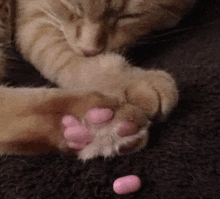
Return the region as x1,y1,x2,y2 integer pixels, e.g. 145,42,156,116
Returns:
113,175,141,195
117,122,137,137
64,126,93,143
86,108,114,124
62,115,80,126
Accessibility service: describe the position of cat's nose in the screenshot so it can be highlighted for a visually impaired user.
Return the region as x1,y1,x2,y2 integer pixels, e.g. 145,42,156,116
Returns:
81,49,101,57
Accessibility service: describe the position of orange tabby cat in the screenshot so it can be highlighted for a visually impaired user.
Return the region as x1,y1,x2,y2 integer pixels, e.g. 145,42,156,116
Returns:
0,0,196,160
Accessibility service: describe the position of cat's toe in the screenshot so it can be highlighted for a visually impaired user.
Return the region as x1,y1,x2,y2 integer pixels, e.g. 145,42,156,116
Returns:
86,108,114,124
116,120,149,154
117,121,138,137
62,115,93,150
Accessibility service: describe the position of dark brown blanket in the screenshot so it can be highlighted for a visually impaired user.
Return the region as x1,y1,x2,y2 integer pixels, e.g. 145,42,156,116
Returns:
1,0,220,198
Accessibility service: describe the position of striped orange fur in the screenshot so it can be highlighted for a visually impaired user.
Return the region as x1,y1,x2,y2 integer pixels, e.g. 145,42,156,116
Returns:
0,0,196,159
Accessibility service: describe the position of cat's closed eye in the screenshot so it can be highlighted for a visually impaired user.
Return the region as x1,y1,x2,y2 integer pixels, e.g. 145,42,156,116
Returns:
117,13,143,26
68,13,83,22
69,13,75,21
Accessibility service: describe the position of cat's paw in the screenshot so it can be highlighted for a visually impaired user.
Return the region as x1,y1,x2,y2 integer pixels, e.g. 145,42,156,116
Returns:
0,90,121,156
59,68,178,160
61,104,151,160
65,70,178,160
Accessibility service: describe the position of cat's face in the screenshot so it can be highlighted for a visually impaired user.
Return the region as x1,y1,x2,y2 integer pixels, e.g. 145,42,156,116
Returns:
44,0,148,56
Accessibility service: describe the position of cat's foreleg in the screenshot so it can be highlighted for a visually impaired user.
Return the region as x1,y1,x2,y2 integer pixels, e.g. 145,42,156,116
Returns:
0,86,118,155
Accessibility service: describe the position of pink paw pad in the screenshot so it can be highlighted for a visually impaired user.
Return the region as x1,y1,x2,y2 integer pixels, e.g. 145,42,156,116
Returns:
86,108,114,124
117,122,138,137
62,108,114,150
62,108,140,152
62,115,92,149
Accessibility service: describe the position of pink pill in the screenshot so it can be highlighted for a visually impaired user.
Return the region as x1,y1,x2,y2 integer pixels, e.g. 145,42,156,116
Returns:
113,175,141,195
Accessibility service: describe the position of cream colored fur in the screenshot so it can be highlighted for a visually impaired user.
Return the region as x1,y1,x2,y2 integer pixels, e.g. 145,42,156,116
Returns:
0,0,196,160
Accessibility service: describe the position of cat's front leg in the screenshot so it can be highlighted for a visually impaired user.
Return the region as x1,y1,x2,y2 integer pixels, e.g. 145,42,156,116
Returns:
0,86,118,155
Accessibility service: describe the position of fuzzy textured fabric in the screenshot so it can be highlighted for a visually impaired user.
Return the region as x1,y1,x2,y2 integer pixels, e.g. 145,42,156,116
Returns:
0,0,220,198
0,0,11,24
0,0,14,33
